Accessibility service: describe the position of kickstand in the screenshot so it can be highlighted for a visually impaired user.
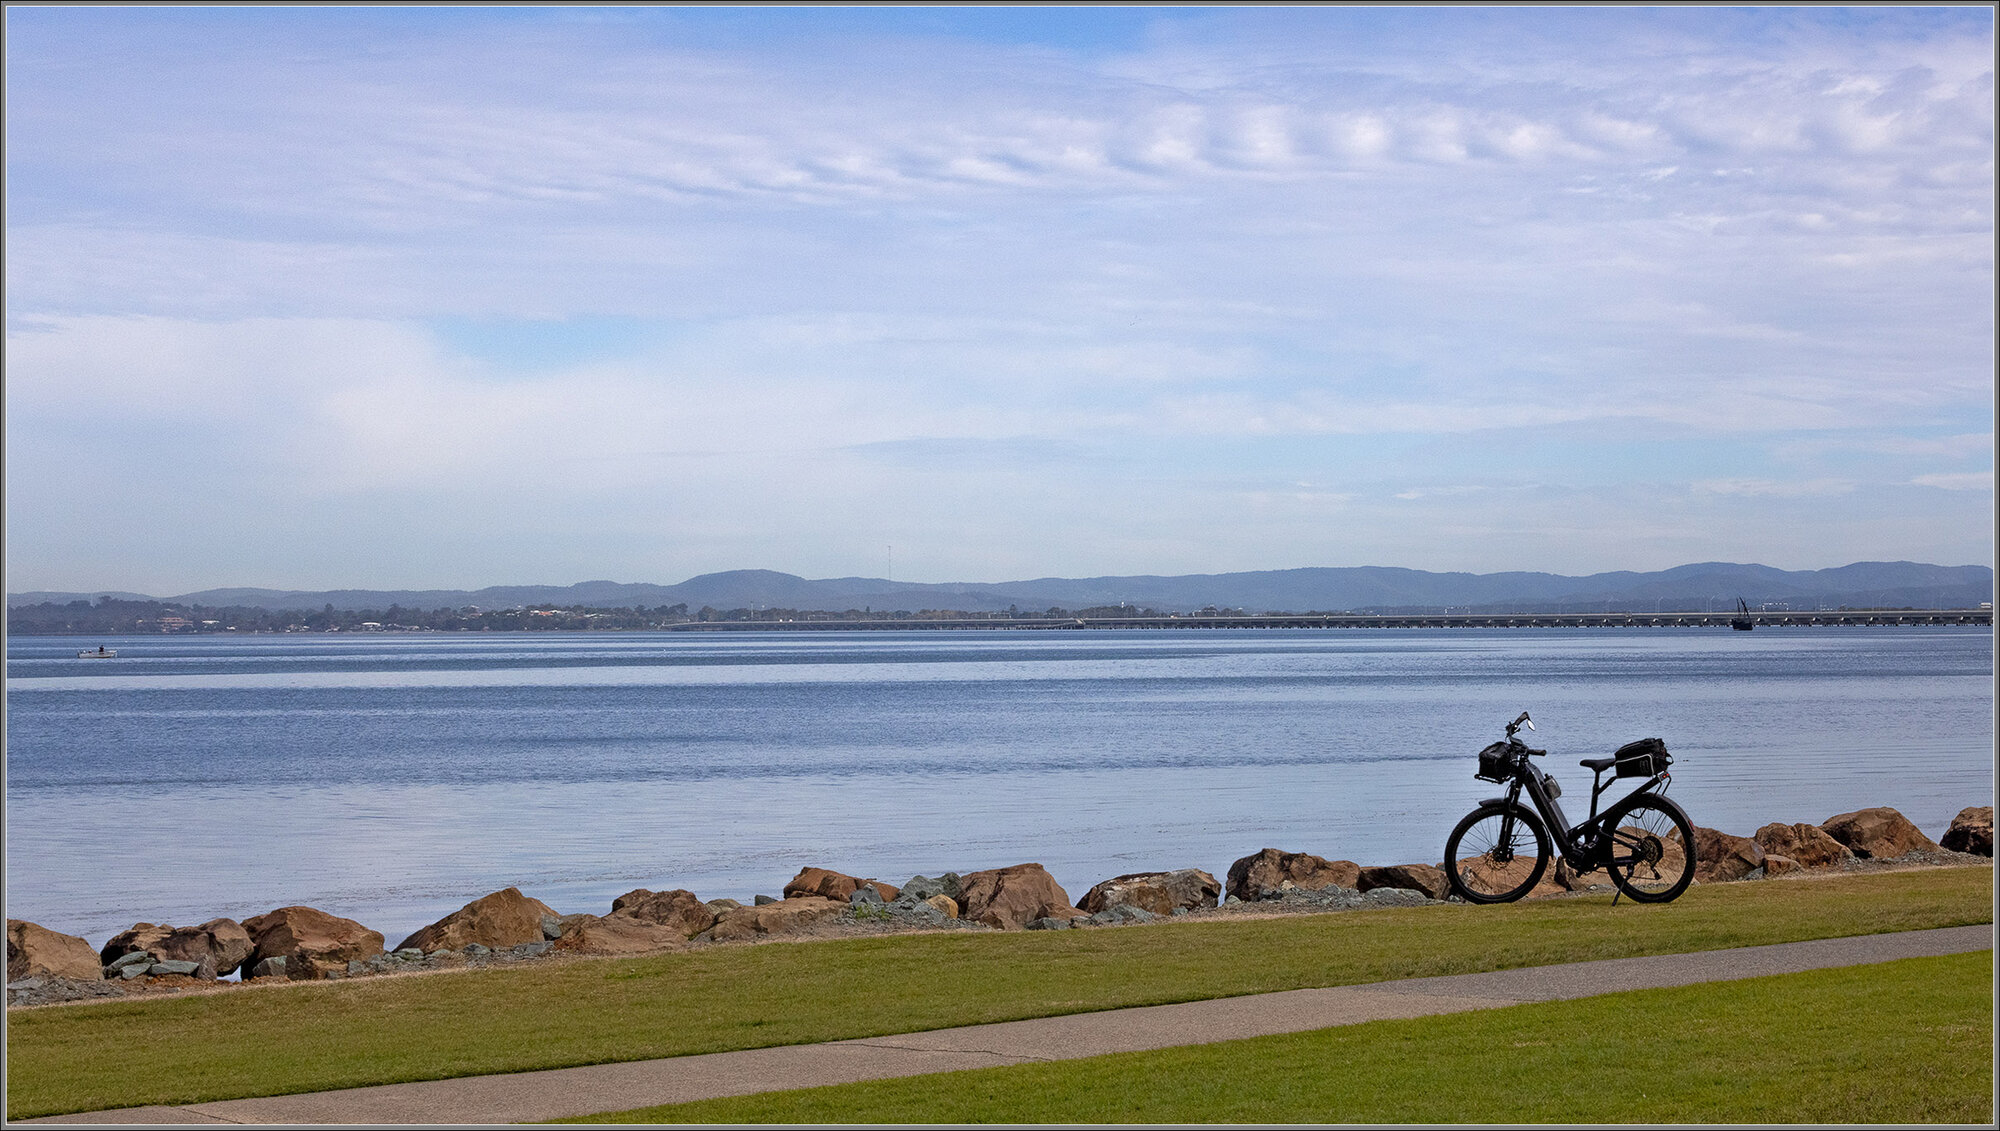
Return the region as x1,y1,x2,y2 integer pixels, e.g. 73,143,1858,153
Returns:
1611,886,1623,907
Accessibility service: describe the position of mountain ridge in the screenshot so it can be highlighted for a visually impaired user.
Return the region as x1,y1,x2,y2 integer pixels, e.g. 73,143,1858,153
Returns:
9,561,1992,615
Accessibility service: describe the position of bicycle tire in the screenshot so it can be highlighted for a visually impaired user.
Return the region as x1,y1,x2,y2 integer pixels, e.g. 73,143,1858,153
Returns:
1444,802,1551,903
1601,792,1696,903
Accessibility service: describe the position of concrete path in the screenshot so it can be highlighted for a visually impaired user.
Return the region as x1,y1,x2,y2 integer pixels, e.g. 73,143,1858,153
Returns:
27,924,1992,1126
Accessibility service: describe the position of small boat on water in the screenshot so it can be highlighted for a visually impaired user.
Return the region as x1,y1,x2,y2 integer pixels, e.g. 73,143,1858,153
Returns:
1730,598,1754,631
76,646,117,658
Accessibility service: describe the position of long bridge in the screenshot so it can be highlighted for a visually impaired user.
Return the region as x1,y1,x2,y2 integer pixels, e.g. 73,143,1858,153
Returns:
665,609,1991,631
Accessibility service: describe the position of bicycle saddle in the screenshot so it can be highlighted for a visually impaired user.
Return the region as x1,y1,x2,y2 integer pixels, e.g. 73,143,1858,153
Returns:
1579,754,1618,772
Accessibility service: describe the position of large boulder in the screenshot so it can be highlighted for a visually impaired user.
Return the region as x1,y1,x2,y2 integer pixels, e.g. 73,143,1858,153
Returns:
396,887,558,954
1225,849,1362,902
1820,808,1941,860
706,896,846,942
101,919,254,978
8,920,103,982
243,906,386,980
1080,869,1221,916
1940,807,1993,856
1753,822,1854,870
1356,864,1449,901
609,888,718,939
552,913,690,956
783,868,897,904
1692,827,1766,883
955,864,1085,931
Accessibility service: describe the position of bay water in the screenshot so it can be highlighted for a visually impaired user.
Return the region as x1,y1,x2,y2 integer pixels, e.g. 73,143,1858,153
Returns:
5,626,1991,949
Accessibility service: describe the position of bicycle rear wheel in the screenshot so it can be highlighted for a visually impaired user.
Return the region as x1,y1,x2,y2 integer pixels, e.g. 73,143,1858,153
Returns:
1444,802,1551,903
1602,793,1696,903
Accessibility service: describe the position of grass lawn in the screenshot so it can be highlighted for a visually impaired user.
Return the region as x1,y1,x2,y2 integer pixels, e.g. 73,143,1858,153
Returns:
579,951,1994,1125
5,866,1990,1120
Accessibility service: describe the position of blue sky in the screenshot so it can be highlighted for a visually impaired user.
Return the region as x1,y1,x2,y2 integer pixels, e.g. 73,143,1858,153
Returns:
5,6,1993,593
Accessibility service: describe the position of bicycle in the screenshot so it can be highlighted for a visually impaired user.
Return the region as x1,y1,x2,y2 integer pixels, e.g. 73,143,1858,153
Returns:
1443,711,1695,904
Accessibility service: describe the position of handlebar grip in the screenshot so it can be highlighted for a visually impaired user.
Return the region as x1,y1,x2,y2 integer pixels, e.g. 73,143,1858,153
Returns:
1526,747,1547,757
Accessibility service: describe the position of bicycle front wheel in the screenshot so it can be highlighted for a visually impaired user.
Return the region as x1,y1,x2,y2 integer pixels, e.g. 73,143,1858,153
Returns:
1445,802,1551,903
1602,793,1696,903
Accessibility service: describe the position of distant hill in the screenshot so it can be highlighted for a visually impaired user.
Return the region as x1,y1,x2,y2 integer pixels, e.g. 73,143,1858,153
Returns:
11,561,1992,615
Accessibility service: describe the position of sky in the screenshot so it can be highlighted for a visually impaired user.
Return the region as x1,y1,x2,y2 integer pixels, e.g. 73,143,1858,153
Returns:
5,6,1993,594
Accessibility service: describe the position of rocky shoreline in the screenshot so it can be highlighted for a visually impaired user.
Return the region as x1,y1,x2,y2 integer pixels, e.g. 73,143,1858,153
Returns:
8,804,1991,1010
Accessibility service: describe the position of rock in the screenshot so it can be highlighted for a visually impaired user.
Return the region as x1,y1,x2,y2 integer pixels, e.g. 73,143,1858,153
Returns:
922,894,960,919
396,888,559,954
896,875,958,902
1359,887,1431,908
706,898,743,913
783,868,898,904
1356,864,1449,901
882,897,948,925
954,864,1086,931
1692,827,1766,883
1080,869,1222,916
707,896,846,942
609,888,719,939
1026,916,1073,930
512,940,552,958
540,914,564,940
1087,904,1158,926
393,948,425,960
1820,808,1942,860
553,911,692,956
1753,823,1855,870
102,919,253,978
118,963,151,980
849,887,885,906
242,906,386,980
1940,807,1993,856
249,956,289,979
753,894,778,906
464,943,492,957
1763,854,1802,877
7,920,104,982
1225,849,1361,902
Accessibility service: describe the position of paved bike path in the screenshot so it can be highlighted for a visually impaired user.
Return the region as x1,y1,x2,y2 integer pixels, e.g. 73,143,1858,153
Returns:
28,924,1992,1126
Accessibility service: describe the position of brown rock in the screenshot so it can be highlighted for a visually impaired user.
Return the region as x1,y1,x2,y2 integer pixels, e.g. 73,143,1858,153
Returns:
922,894,960,919
242,906,386,980
707,896,846,942
1820,807,1942,860
1225,849,1362,901
782,867,897,903
396,887,558,954
1692,827,1766,883
1080,869,1222,916
1754,822,1855,870
101,919,254,978
1356,864,1449,901
1763,854,1802,877
7,920,104,982
955,864,1085,931
1940,806,1993,856
610,889,719,939
551,913,689,957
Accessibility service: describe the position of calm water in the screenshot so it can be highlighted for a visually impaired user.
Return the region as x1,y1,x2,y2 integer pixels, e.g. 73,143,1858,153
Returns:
5,627,1992,949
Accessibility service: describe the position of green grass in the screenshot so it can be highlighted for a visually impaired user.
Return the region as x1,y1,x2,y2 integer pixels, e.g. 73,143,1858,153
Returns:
581,951,1993,1125
6,866,1990,1119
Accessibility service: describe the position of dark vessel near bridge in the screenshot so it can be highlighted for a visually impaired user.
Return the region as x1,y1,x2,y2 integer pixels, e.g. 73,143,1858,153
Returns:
1731,598,1755,631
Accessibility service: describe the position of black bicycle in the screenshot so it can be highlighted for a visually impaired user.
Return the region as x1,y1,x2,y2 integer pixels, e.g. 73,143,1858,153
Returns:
1443,712,1695,904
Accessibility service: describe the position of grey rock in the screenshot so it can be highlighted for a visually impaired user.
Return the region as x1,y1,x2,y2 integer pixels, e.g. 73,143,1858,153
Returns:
849,887,885,906
753,894,778,906
884,898,947,925
347,959,369,975
1172,907,1188,916
1025,916,1072,930
1358,887,1430,908
512,940,552,958
151,959,201,976
897,875,946,901
464,943,491,957
393,948,425,960
1223,895,1241,905
118,964,151,980
107,951,153,972
1088,905,1159,926
250,956,288,979
540,915,563,940
8,976,48,991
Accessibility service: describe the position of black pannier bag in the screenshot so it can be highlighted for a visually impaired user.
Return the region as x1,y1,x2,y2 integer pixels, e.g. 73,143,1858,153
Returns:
1475,741,1513,782
1613,737,1671,778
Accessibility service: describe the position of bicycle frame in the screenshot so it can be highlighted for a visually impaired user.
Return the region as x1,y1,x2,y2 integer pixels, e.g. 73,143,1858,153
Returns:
1483,751,1672,871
